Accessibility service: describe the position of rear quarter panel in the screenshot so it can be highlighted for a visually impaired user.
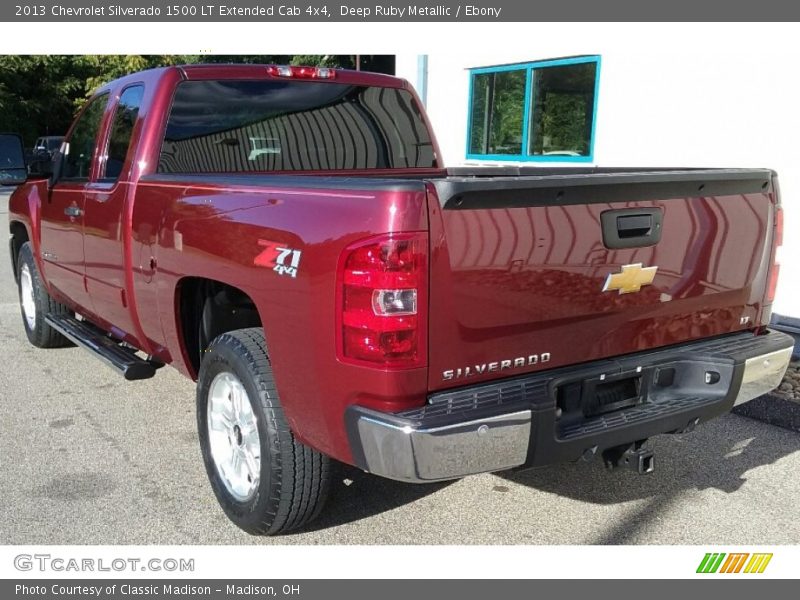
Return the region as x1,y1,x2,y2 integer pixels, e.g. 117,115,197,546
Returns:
131,179,429,461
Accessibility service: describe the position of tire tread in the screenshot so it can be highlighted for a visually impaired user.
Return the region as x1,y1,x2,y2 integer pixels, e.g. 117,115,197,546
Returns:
17,242,72,348
199,327,330,535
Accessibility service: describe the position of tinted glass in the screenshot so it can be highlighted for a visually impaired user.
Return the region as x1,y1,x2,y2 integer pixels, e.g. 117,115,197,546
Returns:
0,135,25,169
529,62,597,157
158,80,436,173
47,138,62,151
104,85,144,181
468,70,525,155
62,94,108,180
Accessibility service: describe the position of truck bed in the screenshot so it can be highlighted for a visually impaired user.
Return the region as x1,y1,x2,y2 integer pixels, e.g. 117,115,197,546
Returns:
141,166,777,392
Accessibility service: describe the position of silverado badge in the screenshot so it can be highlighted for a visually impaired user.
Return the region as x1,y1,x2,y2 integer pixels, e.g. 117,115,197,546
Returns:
602,263,658,294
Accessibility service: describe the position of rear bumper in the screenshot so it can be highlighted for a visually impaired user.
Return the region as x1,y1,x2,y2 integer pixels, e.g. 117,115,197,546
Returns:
346,330,794,483
735,346,795,406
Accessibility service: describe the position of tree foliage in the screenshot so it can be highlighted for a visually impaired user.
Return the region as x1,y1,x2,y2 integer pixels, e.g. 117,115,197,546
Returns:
469,62,596,157
469,70,525,155
0,55,391,147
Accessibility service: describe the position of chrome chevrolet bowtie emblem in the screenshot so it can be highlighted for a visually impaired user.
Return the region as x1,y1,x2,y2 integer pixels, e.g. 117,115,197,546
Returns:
602,263,658,294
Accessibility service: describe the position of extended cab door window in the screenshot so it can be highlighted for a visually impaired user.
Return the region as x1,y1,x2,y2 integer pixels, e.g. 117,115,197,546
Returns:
102,85,144,182
61,93,109,181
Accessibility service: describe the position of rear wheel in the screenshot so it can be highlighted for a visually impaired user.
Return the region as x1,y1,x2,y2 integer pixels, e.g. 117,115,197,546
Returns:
16,242,72,348
197,328,331,535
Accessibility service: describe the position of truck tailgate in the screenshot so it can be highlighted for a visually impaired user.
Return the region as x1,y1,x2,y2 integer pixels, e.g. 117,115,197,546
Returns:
425,169,777,391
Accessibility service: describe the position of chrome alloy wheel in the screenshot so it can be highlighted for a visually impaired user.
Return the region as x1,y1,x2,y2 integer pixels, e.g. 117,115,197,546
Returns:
207,372,261,501
19,262,36,331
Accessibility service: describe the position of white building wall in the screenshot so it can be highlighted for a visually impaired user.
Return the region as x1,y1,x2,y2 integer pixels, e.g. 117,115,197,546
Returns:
396,42,800,318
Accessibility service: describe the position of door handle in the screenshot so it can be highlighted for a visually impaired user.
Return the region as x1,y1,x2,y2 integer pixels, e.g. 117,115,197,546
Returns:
616,214,653,238
64,205,83,218
600,208,663,249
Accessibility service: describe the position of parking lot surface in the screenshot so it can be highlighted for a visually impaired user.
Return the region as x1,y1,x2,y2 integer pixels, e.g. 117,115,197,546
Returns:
1,190,799,545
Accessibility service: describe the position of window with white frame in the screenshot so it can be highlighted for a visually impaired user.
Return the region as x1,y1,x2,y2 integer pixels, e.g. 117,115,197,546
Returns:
467,56,600,162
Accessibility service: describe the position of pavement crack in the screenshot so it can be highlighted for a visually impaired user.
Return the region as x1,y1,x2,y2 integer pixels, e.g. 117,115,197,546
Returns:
77,407,173,505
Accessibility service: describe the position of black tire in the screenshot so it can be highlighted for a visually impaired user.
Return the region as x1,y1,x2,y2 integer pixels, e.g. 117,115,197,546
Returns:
16,242,72,348
197,327,331,535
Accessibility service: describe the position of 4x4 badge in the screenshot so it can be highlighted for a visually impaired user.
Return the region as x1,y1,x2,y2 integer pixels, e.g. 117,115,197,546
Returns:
254,240,302,278
602,263,658,294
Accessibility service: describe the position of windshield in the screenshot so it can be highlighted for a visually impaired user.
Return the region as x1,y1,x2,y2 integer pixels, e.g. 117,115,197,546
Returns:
158,79,436,173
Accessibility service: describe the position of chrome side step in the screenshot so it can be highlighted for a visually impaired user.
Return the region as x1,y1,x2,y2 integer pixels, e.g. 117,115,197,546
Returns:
44,315,157,381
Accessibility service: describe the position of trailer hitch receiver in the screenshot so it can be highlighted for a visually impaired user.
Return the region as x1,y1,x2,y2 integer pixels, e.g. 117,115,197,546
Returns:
602,440,655,474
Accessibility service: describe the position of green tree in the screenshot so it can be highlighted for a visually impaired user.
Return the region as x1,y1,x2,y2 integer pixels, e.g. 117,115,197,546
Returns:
0,55,92,146
77,55,189,103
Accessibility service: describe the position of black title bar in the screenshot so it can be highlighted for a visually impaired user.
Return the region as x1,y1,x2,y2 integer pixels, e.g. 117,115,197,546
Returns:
4,0,800,21
3,579,796,599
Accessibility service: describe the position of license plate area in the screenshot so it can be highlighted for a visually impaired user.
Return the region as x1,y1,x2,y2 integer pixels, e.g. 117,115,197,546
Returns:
586,374,643,416
557,370,645,422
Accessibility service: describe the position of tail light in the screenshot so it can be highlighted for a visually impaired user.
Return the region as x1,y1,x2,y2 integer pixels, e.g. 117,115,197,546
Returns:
337,233,428,369
766,206,783,304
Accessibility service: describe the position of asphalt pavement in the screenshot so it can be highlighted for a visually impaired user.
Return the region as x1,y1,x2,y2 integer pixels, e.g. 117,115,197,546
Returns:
1,189,799,545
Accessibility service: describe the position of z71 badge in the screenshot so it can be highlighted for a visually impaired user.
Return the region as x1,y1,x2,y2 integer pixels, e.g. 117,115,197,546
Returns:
254,240,302,278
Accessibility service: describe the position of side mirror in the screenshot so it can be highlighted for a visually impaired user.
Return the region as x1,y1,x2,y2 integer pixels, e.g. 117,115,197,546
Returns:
0,133,27,186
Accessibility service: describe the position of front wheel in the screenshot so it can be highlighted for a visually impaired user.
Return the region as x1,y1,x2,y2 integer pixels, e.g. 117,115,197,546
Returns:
197,328,331,535
16,242,72,348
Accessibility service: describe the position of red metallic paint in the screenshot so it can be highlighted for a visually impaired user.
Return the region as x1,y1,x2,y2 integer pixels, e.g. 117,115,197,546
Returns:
426,192,773,392
138,180,430,458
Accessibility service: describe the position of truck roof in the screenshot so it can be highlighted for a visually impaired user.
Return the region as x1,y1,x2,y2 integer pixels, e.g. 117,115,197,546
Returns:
178,64,406,88
95,64,408,95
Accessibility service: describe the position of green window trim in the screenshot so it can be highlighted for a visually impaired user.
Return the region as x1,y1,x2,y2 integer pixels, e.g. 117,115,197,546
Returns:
466,55,601,163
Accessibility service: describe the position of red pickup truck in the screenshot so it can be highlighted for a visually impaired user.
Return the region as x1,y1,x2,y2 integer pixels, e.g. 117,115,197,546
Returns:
1,64,793,535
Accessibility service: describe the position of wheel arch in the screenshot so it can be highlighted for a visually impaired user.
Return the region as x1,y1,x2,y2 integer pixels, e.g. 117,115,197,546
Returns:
8,182,46,287
9,220,30,284
174,276,265,379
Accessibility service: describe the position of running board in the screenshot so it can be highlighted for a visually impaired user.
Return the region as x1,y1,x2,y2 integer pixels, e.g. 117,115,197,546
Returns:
44,315,157,381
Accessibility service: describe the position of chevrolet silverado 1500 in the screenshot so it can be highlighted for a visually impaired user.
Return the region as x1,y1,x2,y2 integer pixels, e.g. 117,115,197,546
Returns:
1,64,793,534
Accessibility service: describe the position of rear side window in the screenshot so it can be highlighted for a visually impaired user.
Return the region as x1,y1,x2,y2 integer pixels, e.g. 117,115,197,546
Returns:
103,85,144,182
469,70,526,155
158,80,436,173
62,93,109,181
